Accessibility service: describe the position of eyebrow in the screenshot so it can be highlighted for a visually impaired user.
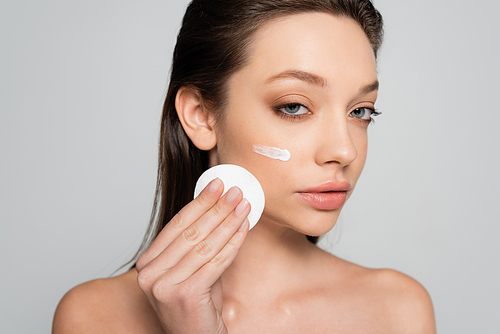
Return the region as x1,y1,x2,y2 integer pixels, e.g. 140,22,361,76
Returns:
360,80,379,95
265,70,379,95
265,70,327,87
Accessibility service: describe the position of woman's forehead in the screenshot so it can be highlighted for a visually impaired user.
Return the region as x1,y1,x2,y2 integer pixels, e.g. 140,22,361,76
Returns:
233,12,378,91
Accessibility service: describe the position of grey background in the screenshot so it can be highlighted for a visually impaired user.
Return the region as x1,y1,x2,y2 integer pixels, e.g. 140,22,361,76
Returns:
1,0,498,333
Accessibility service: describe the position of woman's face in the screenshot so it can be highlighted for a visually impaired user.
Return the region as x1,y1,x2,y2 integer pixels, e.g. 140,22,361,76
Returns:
213,13,378,236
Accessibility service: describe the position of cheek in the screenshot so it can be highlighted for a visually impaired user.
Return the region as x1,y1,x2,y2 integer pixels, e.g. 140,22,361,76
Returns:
353,128,368,162
215,123,258,164
215,108,289,164
347,126,369,185
214,121,296,198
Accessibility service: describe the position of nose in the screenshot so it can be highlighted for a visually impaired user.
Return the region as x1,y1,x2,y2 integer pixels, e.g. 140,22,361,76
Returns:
315,116,358,167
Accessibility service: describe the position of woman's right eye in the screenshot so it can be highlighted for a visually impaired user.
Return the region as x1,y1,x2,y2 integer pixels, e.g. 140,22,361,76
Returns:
278,103,308,117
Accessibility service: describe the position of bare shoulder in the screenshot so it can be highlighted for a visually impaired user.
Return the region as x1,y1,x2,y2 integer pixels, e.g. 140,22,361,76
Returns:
368,268,436,333
329,255,436,333
53,269,161,334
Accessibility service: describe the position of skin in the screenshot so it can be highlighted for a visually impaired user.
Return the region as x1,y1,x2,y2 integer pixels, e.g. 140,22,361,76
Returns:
53,13,436,334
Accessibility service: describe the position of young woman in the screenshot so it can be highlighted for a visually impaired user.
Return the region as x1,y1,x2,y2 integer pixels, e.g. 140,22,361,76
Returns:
53,0,436,333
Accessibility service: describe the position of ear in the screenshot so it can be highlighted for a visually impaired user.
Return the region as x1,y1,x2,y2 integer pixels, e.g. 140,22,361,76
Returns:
175,86,217,151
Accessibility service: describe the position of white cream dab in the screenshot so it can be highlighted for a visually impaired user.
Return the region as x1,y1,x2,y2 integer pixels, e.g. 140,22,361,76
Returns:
252,145,291,162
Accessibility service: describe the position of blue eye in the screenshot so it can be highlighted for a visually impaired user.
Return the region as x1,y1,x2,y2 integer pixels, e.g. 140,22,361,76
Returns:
350,107,378,121
279,103,308,116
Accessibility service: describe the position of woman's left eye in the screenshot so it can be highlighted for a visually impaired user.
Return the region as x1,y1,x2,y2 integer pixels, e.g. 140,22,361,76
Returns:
279,103,308,116
350,107,377,121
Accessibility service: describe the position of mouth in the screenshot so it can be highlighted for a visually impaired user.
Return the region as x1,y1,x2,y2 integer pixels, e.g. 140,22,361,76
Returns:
297,181,351,210
297,191,347,210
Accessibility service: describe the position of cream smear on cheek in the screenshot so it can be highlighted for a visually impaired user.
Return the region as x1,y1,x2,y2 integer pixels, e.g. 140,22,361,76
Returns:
252,144,291,162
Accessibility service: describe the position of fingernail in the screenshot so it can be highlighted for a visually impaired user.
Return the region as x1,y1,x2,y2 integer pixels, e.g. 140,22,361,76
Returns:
238,218,249,232
207,178,222,194
234,199,249,216
225,186,240,203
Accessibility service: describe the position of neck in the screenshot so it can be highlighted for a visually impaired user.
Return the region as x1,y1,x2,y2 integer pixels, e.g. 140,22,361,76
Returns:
221,218,318,300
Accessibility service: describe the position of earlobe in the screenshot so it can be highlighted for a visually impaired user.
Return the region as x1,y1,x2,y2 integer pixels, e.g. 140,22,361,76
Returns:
175,86,217,151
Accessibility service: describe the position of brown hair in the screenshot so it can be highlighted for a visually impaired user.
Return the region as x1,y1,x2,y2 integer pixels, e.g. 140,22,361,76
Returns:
132,0,383,264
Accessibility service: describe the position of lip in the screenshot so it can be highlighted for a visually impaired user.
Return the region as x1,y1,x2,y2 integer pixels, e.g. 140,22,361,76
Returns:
297,181,351,210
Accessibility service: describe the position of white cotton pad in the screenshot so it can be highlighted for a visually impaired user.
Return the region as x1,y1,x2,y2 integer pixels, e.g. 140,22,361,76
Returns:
194,164,265,230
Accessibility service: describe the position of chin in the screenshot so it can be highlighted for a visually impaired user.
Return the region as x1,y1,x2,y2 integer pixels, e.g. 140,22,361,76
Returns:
299,215,339,237
273,209,341,237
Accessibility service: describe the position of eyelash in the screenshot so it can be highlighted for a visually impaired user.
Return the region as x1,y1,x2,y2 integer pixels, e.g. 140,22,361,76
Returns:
273,103,310,121
371,109,381,123
352,107,382,124
273,103,381,123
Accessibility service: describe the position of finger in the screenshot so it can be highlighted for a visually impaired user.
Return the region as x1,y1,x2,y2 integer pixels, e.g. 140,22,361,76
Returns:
140,186,244,277
188,218,249,289
137,177,223,271
165,199,250,285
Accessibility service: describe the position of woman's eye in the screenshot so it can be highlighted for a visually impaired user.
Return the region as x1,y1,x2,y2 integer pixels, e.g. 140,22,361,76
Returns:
350,107,375,121
279,104,308,116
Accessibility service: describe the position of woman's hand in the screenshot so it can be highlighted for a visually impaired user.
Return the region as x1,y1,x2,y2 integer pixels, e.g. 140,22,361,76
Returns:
136,178,250,334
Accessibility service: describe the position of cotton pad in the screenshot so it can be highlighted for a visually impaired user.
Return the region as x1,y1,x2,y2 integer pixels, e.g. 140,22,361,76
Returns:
194,164,265,230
